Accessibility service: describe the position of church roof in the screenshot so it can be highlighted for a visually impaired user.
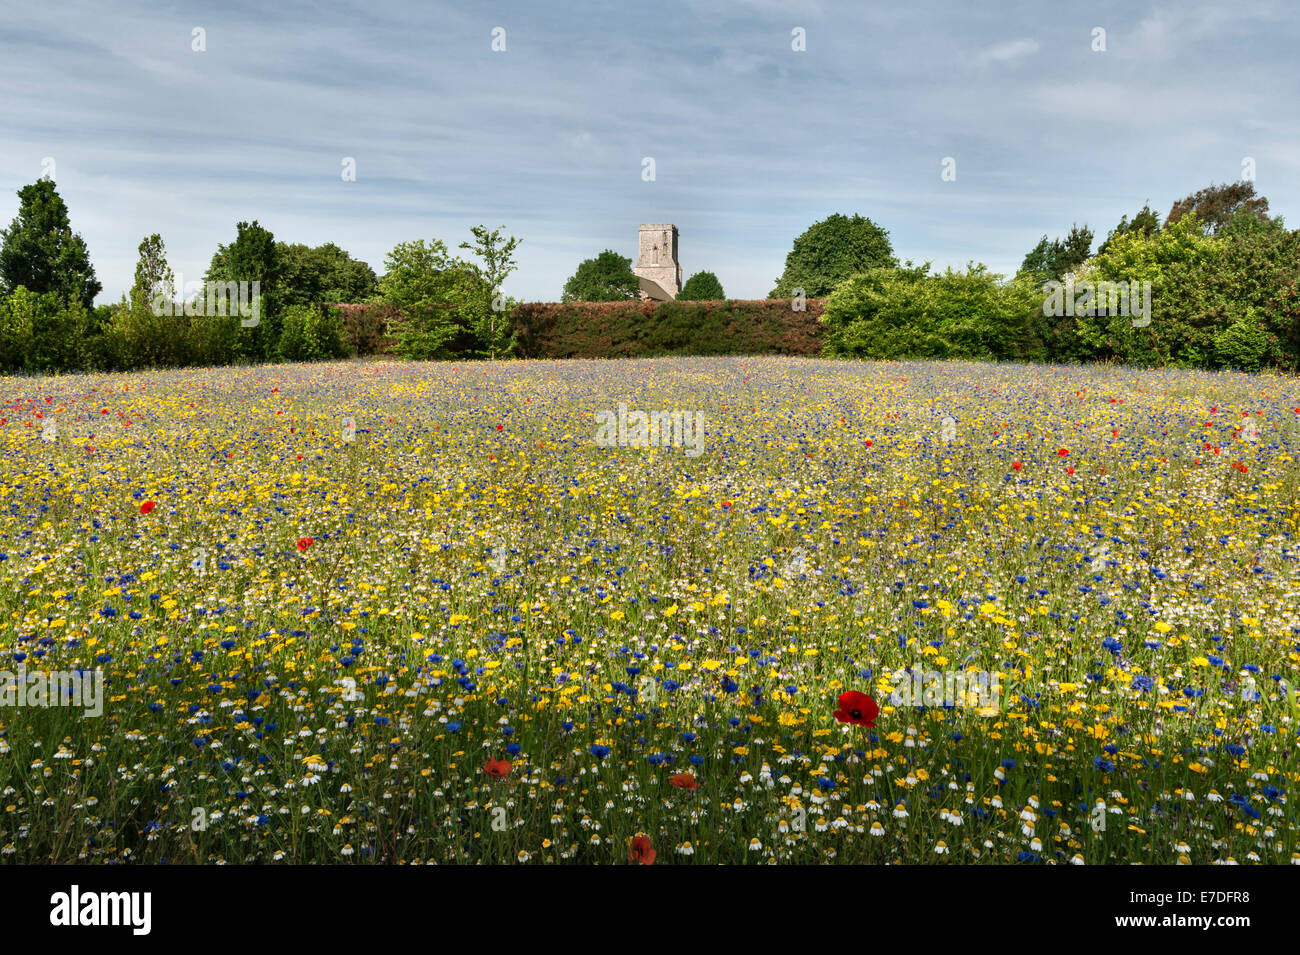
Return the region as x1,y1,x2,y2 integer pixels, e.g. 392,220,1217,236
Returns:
638,275,674,301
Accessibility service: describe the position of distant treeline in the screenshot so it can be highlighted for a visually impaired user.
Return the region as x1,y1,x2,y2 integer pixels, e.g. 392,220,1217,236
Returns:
0,181,520,373
2,178,1297,373
774,186,1300,372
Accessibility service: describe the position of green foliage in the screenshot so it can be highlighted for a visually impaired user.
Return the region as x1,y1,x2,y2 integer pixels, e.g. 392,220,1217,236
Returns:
511,299,824,358
1098,203,1161,255
206,221,280,361
822,264,1043,361
329,304,397,358
132,234,173,314
770,213,896,298
1167,181,1271,236
278,304,347,362
0,179,101,308
1018,224,1093,283
679,271,726,300
1067,213,1300,369
562,250,639,302
1196,222,1300,366
1217,205,1287,240
184,312,243,369
1268,281,1300,368
1213,309,1275,371
103,297,180,370
276,242,377,309
821,265,934,358
1069,215,1220,366
1019,238,1056,282
470,296,518,361
459,225,521,295
379,239,490,359
101,234,187,370
1,187,1297,375
459,225,522,358
0,286,39,370
0,286,96,372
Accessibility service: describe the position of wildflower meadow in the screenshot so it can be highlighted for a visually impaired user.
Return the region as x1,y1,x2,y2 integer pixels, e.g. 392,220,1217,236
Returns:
1,356,1297,865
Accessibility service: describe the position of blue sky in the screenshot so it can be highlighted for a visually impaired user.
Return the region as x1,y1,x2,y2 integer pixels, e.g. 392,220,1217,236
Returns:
2,0,1297,304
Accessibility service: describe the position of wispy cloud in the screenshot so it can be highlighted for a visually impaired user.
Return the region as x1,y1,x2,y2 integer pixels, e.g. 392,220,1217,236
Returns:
0,0,1296,303
977,38,1040,64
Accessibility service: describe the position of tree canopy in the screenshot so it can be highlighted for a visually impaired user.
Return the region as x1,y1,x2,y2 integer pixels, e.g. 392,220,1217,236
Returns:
1167,181,1271,236
679,270,725,300
1098,202,1162,255
0,179,101,308
562,250,639,302
378,238,491,359
276,242,377,308
769,213,896,298
1018,224,1094,283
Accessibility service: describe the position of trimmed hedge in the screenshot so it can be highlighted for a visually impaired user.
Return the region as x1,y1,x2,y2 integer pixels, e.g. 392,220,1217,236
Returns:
319,298,826,359
326,303,400,356
510,298,825,358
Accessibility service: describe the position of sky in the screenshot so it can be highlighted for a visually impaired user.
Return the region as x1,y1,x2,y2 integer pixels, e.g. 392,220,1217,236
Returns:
2,0,1298,305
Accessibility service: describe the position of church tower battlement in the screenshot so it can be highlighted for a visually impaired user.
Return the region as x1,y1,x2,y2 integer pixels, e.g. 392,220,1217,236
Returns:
634,223,680,299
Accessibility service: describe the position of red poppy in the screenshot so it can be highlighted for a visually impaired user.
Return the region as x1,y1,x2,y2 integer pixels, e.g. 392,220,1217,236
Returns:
296,537,313,551
139,500,156,514
721,500,732,510
1065,466,1075,475
495,424,504,431
669,772,698,790
483,757,512,779
864,439,873,447
1011,461,1023,471
834,690,879,727
1057,448,1069,457
628,834,657,865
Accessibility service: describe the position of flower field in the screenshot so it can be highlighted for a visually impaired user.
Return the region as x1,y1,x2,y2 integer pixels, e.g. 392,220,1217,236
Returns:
1,356,1298,864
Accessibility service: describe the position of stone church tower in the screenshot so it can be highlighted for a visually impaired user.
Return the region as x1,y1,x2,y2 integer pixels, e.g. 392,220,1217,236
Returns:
633,223,681,300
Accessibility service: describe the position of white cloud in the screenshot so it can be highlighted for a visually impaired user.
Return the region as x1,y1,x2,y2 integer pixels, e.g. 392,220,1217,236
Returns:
978,38,1039,64
0,0,1297,303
